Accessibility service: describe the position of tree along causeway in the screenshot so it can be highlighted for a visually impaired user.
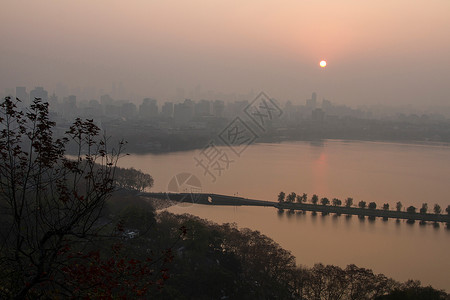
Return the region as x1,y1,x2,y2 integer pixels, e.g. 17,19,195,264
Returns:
143,192,450,223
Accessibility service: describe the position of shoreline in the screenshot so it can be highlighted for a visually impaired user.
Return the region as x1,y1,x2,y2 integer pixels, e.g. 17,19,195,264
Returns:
122,138,450,155
142,192,450,225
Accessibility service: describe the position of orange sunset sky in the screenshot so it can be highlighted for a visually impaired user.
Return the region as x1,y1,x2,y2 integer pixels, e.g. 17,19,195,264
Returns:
1,0,450,105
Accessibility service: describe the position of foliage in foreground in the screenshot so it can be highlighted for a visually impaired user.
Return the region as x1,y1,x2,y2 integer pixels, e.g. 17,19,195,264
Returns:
114,166,154,192
152,211,448,300
1,96,447,299
0,97,172,299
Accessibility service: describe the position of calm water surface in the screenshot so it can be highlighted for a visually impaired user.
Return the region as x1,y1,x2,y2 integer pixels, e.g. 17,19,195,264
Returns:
118,140,450,290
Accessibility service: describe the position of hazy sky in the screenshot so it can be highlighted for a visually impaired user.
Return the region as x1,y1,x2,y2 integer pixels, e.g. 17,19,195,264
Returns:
1,0,450,105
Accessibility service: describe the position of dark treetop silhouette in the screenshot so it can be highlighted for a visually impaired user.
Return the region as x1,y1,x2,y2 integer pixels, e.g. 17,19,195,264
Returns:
0,97,174,299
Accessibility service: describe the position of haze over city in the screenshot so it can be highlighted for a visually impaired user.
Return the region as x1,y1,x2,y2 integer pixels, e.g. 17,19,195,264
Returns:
2,0,450,106
1,1,450,298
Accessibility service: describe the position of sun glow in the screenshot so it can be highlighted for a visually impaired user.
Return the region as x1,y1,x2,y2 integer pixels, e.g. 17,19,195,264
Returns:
319,60,327,68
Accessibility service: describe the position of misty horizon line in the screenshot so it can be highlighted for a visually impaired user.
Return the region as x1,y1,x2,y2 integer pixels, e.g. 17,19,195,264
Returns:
4,84,450,115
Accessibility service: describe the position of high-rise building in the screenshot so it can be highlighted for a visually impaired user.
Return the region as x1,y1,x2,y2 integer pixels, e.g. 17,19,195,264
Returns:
30,87,48,103
121,102,137,120
139,98,158,119
322,99,332,113
161,102,174,118
15,87,28,105
212,100,225,117
48,93,59,111
306,92,317,109
226,100,248,117
173,99,194,124
100,94,114,106
85,99,102,117
312,108,325,122
195,100,211,116
63,95,77,119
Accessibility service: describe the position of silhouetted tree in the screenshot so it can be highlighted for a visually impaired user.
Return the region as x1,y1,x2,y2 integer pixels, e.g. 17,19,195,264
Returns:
420,203,428,214
358,201,367,209
433,204,441,215
383,203,389,210
376,280,448,300
278,191,285,203
0,97,124,298
332,198,342,206
301,193,308,202
320,197,330,206
345,197,353,207
311,194,319,205
114,166,154,192
295,263,404,300
286,192,296,203
368,202,377,210
407,206,417,214
396,201,403,212
156,212,297,299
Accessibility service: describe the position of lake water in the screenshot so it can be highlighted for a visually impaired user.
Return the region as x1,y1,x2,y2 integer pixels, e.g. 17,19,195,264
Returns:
118,140,450,290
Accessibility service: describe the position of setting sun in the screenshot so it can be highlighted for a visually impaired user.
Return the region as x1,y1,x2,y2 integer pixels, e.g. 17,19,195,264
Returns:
320,60,327,68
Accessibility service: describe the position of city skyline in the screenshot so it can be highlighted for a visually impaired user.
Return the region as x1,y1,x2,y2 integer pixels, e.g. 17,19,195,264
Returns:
6,85,450,123
1,0,450,106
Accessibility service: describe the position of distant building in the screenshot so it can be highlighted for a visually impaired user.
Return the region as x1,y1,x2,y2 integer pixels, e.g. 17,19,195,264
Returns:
139,98,158,119
161,102,174,118
306,92,317,109
30,87,48,103
63,95,77,119
85,99,102,117
48,93,59,111
105,104,121,117
121,102,137,120
226,100,248,117
312,108,325,122
284,101,295,121
195,100,211,116
173,99,194,124
212,100,225,117
15,87,28,105
100,94,114,106
322,99,332,112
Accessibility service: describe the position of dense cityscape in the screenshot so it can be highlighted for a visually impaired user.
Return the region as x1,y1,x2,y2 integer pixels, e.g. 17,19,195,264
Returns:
3,86,450,153
2,1,450,298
